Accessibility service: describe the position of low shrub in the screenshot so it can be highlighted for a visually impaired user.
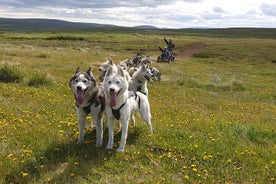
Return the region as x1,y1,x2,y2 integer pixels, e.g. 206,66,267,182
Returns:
0,64,24,83
28,73,52,87
45,35,84,41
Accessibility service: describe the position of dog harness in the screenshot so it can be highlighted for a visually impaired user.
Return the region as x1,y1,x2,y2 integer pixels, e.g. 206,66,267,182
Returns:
112,102,126,120
76,90,105,115
111,92,141,120
136,86,147,96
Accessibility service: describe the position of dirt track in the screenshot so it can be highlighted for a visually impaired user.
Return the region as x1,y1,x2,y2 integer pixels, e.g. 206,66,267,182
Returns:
175,42,206,61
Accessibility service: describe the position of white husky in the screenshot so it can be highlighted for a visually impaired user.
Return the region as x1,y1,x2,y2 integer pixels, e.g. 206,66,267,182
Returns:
103,65,153,152
129,64,153,96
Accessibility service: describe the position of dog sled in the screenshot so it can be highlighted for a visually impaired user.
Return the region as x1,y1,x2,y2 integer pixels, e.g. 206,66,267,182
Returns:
157,49,175,63
157,37,175,63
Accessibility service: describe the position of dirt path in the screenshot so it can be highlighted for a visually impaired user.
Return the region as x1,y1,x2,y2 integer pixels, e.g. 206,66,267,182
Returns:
175,42,206,61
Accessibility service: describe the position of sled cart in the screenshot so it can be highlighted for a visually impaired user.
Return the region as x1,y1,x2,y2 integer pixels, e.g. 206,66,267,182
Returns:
157,49,175,63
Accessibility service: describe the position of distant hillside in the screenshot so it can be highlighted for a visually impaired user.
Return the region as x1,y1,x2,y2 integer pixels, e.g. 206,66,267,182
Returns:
133,25,159,29
0,18,120,31
1,18,276,39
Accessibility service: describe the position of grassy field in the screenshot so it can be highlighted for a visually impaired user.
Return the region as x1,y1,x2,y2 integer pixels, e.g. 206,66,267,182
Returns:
0,29,275,183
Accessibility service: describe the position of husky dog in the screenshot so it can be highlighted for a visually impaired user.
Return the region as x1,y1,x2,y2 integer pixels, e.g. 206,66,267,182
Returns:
129,64,153,96
99,59,131,82
128,67,138,77
103,65,153,152
141,56,152,65
69,67,105,147
150,67,161,81
99,59,116,81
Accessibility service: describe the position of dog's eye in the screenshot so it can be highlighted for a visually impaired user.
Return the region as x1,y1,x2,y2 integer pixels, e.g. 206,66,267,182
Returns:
83,79,88,83
116,81,120,84
75,79,79,83
108,81,111,84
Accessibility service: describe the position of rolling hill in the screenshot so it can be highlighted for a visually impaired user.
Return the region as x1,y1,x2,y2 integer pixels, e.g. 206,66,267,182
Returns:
0,18,120,31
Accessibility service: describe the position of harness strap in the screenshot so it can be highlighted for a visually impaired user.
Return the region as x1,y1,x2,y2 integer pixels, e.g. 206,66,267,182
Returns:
135,92,141,109
83,105,91,114
112,102,127,120
136,86,147,96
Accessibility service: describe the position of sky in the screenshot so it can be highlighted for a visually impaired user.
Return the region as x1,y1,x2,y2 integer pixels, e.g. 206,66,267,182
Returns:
0,0,276,28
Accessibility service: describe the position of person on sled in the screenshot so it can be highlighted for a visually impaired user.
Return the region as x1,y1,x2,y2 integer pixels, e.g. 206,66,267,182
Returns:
159,46,168,58
164,37,175,51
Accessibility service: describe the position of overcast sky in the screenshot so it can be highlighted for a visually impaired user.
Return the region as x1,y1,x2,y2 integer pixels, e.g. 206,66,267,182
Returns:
1,0,276,28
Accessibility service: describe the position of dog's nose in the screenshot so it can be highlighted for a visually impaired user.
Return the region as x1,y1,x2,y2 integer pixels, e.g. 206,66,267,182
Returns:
77,86,82,91
110,88,115,93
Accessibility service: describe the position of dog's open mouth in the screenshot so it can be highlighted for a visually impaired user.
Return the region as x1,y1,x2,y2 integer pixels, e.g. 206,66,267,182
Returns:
109,89,121,108
145,75,151,81
76,88,86,105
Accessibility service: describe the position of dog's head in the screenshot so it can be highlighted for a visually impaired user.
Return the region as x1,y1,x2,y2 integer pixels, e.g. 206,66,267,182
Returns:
69,67,97,106
103,66,128,108
99,59,115,81
150,67,161,81
134,64,154,82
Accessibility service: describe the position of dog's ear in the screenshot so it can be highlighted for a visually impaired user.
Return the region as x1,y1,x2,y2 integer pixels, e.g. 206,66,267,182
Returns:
117,66,125,78
75,67,81,74
86,67,95,78
141,63,147,71
105,65,114,77
108,59,114,65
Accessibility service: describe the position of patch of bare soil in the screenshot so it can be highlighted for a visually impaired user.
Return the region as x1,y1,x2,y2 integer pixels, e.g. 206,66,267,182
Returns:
175,42,206,61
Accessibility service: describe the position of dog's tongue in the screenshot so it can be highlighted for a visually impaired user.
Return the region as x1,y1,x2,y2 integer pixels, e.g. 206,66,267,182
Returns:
110,93,116,107
77,90,84,105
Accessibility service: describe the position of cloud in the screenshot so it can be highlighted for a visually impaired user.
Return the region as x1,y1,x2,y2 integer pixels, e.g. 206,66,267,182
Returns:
0,0,276,28
260,3,276,17
213,7,225,13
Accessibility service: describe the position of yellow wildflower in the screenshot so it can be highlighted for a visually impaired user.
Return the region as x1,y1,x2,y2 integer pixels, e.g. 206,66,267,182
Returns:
22,172,29,177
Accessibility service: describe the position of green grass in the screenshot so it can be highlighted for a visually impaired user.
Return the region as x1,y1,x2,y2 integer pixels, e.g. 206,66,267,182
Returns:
0,30,275,183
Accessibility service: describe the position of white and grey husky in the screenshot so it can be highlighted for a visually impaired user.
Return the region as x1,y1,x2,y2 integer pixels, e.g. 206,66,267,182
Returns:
69,67,105,147
129,64,153,96
103,65,153,152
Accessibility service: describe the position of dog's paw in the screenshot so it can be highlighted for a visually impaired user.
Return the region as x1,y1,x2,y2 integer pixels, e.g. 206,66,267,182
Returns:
106,144,113,150
116,147,125,152
96,142,102,147
78,135,84,142
77,140,83,144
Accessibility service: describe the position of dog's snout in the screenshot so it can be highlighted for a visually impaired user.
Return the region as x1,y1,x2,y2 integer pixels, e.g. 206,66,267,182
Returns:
77,86,82,91
109,88,115,93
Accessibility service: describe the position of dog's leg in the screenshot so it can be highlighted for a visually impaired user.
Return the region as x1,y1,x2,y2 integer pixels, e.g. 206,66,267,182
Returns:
116,119,129,152
130,113,136,127
90,108,103,147
145,119,153,134
106,115,115,150
95,116,103,147
141,113,153,133
139,104,153,133
76,108,87,142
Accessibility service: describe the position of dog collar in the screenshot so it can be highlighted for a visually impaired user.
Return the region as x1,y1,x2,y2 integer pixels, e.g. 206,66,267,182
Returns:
111,102,126,120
